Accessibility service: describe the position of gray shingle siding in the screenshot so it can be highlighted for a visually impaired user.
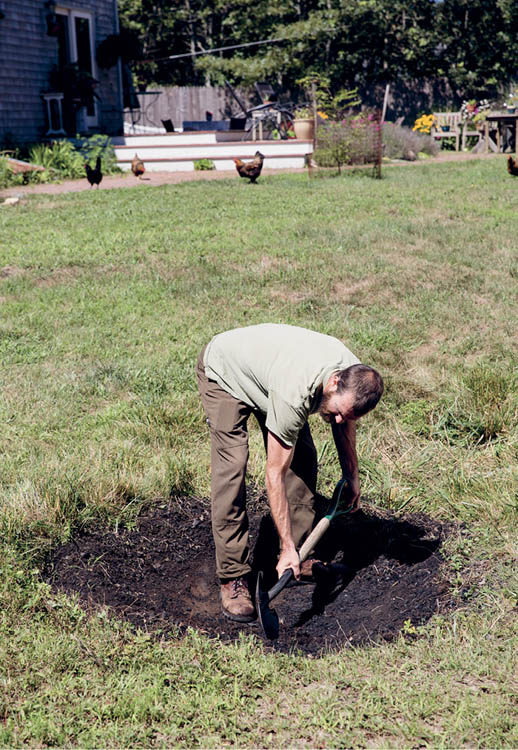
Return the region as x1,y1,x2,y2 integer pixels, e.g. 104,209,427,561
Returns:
0,0,123,143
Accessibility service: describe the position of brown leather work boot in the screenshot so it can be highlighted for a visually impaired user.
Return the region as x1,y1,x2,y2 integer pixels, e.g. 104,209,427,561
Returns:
220,577,255,622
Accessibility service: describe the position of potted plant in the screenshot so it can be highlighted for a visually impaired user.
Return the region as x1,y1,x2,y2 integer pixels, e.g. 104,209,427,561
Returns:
460,99,490,130
504,88,518,114
292,106,315,140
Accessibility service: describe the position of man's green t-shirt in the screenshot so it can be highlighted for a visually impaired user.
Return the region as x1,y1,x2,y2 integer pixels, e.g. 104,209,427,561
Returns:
203,324,360,446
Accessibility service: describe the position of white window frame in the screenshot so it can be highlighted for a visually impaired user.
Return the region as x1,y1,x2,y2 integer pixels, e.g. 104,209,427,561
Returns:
55,6,98,127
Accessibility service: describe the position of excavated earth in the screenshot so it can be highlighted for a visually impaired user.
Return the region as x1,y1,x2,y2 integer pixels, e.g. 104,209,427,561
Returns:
46,493,457,656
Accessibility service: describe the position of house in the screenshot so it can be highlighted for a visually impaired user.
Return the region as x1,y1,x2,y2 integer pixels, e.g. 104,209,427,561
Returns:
0,0,124,144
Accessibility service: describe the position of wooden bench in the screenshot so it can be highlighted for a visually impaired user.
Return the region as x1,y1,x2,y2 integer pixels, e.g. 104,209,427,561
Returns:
431,112,461,151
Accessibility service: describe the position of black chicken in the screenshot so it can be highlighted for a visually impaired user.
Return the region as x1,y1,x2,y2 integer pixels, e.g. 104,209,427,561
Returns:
85,156,103,188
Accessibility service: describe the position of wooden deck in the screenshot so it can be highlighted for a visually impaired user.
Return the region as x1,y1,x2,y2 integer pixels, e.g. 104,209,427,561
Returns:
112,131,313,172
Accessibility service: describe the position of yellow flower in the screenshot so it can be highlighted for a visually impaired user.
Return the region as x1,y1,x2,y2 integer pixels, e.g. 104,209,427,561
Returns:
317,111,329,119
412,113,435,134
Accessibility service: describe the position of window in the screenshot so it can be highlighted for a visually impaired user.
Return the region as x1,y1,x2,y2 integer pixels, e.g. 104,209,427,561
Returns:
55,7,97,123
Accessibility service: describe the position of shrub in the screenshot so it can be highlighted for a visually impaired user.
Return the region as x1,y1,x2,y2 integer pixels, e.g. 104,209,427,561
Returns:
74,133,120,174
194,159,215,171
0,157,15,189
383,122,439,160
0,134,121,188
313,113,380,172
30,134,120,178
29,139,85,179
0,156,49,189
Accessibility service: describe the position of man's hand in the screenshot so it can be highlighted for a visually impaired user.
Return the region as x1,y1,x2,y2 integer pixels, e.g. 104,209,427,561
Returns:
276,544,300,580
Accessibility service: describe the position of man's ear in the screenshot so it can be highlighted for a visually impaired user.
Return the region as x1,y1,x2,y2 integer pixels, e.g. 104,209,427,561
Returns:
327,373,339,392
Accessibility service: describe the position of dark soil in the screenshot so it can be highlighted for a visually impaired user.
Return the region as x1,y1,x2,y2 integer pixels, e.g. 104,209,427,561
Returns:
46,494,456,656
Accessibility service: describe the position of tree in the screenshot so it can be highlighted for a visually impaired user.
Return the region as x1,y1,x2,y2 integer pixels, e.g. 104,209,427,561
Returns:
116,0,518,109
433,0,518,99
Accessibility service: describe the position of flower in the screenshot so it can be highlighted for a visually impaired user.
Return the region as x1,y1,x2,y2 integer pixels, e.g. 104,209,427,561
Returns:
460,99,490,122
294,107,330,120
412,114,435,134
504,88,518,109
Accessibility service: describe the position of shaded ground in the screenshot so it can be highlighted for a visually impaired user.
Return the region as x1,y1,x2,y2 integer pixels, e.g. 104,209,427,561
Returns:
46,494,456,656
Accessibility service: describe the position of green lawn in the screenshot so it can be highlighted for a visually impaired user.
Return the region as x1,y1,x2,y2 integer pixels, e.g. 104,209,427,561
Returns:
1,159,517,748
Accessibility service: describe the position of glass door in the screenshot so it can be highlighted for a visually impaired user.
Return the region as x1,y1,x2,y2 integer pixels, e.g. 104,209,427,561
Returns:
55,7,98,127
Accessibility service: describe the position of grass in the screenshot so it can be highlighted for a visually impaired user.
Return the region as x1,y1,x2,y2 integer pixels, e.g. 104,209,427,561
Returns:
1,157,517,748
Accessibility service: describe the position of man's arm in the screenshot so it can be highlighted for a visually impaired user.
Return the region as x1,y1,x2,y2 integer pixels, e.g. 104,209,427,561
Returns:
265,431,301,579
331,419,361,510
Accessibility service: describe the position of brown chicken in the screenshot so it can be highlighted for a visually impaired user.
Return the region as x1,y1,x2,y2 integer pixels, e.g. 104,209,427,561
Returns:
84,156,102,188
507,155,518,176
131,154,146,179
233,151,264,183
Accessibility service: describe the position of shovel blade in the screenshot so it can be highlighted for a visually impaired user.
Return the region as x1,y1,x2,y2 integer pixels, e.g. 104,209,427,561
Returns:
256,571,280,640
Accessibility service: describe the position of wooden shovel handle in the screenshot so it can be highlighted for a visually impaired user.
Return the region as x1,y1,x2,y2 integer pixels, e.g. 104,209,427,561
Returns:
298,516,331,562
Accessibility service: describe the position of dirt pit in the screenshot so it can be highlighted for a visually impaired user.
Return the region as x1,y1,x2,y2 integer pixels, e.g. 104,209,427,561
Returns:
46,494,455,656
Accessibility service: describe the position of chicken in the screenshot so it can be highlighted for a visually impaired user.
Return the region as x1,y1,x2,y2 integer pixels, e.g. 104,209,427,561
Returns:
131,153,146,179
507,155,518,176
233,151,264,183
84,156,102,188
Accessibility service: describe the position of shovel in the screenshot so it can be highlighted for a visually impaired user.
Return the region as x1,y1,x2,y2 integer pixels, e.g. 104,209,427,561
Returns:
255,478,353,640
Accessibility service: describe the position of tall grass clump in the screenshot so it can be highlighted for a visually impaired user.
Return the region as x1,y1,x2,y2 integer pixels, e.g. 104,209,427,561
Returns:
436,364,517,445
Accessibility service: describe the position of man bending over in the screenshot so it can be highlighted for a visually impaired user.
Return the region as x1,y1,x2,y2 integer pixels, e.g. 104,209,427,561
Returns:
196,323,383,622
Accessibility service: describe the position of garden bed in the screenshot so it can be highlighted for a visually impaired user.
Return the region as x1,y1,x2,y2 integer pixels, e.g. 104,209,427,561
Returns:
46,494,457,656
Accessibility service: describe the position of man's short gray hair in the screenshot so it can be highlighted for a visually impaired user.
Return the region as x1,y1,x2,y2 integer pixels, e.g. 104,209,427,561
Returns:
335,364,384,417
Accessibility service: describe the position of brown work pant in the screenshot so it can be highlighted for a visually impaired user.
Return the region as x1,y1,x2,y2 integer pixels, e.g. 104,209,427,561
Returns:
196,348,318,580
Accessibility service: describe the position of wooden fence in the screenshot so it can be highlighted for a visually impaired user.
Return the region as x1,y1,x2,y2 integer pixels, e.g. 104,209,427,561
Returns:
123,79,463,133
124,85,256,131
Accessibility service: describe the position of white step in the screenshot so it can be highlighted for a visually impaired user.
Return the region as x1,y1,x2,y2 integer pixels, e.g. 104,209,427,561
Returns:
116,156,309,172
112,133,313,172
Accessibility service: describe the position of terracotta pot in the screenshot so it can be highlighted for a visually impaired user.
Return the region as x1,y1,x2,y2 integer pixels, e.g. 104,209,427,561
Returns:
293,118,314,140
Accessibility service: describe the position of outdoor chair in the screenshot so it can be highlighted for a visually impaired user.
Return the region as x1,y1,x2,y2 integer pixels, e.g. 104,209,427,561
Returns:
161,119,175,132
431,112,461,151
254,82,277,104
